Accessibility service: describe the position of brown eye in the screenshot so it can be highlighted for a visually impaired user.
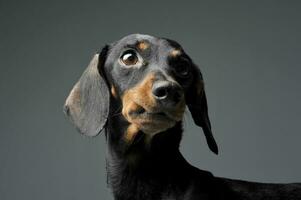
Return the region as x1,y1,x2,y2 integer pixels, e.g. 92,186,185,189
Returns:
174,61,191,78
120,50,138,66
175,65,190,77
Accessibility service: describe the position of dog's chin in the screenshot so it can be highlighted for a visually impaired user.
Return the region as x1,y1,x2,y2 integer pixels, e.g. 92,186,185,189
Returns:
126,110,182,136
122,99,186,141
135,113,177,136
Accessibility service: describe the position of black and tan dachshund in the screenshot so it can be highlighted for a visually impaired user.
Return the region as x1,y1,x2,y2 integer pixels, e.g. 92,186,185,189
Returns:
64,34,301,200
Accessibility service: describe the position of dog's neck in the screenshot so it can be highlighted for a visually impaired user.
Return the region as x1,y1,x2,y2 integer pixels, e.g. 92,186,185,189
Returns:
106,118,187,171
104,101,215,200
105,103,193,199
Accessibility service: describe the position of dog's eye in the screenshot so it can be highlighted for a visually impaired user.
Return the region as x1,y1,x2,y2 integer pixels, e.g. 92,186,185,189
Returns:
175,64,190,78
120,50,138,66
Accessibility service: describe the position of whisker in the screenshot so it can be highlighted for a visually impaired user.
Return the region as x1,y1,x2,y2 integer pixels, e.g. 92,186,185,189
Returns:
109,105,123,119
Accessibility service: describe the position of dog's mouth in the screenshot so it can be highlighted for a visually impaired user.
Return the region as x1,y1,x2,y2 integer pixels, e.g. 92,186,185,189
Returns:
129,108,175,127
122,101,185,137
129,107,171,119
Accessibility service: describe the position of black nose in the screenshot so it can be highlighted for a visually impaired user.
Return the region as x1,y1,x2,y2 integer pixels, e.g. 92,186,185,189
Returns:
152,81,183,103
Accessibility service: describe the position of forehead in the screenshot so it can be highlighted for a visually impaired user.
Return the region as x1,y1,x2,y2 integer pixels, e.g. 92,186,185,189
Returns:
108,34,182,55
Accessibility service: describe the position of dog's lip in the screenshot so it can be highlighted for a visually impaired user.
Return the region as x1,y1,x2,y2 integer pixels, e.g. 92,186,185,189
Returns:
130,109,169,118
129,107,146,115
128,107,175,121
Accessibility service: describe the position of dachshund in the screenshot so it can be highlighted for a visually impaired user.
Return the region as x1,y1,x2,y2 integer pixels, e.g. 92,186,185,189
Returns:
64,34,301,200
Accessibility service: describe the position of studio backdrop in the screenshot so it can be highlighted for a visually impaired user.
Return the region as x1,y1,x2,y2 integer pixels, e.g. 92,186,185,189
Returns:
0,1,300,200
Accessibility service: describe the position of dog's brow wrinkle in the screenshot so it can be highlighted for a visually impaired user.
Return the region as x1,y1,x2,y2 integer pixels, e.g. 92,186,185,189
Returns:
123,44,138,50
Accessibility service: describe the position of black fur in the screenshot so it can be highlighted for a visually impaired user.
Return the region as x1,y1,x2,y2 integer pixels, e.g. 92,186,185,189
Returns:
64,34,301,200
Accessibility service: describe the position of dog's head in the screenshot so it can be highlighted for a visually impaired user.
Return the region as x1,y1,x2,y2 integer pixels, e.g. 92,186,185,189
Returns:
64,34,218,154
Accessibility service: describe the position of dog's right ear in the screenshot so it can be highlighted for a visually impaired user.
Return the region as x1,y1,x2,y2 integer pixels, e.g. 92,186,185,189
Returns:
63,46,110,136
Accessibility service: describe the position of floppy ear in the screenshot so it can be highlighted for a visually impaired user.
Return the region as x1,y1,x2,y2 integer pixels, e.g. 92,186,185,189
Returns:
63,46,110,136
186,70,219,154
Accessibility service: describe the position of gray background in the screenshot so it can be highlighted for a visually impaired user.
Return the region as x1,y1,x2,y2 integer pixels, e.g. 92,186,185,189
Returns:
1,0,300,199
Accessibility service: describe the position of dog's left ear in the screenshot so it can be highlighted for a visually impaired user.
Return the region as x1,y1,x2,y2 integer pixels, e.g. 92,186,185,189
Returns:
64,46,110,136
186,67,218,154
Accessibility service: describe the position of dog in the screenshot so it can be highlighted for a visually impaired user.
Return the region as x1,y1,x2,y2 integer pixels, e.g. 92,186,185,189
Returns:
64,34,301,200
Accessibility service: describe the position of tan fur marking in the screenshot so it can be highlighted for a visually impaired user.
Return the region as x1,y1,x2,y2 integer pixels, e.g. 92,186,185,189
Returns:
137,41,149,51
170,49,181,57
122,74,156,115
65,83,81,114
125,124,139,142
135,74,157,110
111,86,117,98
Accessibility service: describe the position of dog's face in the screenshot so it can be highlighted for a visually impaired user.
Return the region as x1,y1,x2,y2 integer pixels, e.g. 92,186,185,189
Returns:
64,34,218,154
104,35,193,139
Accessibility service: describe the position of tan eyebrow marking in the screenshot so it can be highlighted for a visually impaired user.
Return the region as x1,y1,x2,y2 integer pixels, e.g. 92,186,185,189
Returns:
170,49,182,57
137,41,149,51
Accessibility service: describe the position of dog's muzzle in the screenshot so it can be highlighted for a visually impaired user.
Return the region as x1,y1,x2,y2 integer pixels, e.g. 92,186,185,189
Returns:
122,74,186,138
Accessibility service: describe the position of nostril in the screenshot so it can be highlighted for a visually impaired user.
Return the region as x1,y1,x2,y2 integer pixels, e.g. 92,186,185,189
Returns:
153,86,168,99
152,81,183,102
